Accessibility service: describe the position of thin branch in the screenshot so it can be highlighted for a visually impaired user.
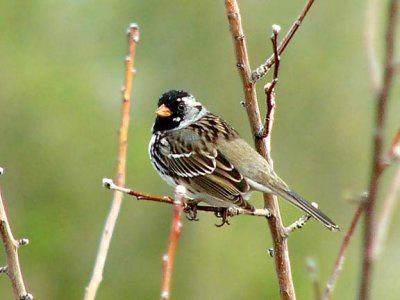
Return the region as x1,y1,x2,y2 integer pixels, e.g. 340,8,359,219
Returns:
372,163,400,259
160,186,185,300
261,25,280,139
0,169,33,300
284,213,311,237
323,202,364,300
373,109,400,261
360,0,399,299
323,119,399,300
84,23,139,300
102,178,271,218
251,0,316,82
225,1,298,299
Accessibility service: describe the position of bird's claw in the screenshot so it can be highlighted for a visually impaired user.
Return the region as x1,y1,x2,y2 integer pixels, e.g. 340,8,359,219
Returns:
184,202,199,221
214,207,239,227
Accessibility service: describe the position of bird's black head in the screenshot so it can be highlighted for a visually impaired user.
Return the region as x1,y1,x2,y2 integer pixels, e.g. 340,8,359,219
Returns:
152,90,205,133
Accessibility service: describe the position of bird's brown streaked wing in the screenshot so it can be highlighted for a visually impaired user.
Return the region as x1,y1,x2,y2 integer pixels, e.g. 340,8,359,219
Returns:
188,173,253,210
162,148,217,177
160,135,252,209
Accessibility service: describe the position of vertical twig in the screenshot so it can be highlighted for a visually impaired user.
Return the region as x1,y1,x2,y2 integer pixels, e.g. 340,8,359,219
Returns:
84,24,140,300
0,168,33,300
360,1,399,299
160,186,185,300
262,24,280,139
225,1,296,299
323,202,364,300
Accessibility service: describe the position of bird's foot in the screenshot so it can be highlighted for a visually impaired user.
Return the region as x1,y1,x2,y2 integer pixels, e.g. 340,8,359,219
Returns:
183,202,199,221
214,207,240,227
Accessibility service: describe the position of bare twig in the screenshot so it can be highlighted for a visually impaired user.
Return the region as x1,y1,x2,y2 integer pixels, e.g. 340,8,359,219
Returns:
371,129,400,259
360,1,399,299
262,25,280,139
160,186,185,300
252,0,316,82
323,202,364,300
284,213,311,237
0,169,33,300
225,1,299,299
84,24,140,300
372,164,400,259
323,117,399,300
102,178,272,218
369,131,400,258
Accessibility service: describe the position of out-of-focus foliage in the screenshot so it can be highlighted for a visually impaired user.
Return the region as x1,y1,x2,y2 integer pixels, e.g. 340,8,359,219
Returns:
0,1,399,299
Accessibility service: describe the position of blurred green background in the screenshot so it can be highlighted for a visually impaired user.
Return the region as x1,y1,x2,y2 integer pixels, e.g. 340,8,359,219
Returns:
1,1,399,299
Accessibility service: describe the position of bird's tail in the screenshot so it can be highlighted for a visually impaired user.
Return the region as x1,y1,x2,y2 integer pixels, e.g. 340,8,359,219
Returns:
275,188,339,231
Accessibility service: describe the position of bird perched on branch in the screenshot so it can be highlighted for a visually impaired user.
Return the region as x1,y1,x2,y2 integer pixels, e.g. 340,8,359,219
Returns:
149,90,339,231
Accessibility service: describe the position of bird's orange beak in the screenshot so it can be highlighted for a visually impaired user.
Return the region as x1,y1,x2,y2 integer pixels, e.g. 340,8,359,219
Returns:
156,104,172,118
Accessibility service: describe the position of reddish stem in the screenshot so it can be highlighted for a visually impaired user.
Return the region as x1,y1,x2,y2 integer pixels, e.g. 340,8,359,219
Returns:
84,24,140,300
323,203,364,300
160,186,185,300
360,1,398,299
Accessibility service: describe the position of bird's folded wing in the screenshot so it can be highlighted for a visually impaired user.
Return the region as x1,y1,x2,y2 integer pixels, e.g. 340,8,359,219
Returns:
161,139,250,202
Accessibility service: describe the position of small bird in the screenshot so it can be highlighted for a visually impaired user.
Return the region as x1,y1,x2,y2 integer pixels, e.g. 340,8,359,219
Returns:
149,90,339,231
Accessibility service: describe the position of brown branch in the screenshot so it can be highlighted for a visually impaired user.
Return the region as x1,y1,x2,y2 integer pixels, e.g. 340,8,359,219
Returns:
323,202,364,300
84,23,139,300
225,1,297,299
251,0,316,82
160,186,185,300
360,1,399,299
102,178,271,218
0,169,33,300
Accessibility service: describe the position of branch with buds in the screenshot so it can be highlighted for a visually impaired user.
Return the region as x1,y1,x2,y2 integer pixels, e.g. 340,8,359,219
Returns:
160,185,185,300
102,178,272,221
225,1,318,299
84,23,140,300
0,169,33,300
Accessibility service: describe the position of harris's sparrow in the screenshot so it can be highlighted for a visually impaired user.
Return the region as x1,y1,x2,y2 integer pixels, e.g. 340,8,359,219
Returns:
149,90,339,230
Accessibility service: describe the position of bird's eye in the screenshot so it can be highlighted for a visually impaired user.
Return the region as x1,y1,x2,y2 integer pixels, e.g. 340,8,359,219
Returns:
178,103,185,111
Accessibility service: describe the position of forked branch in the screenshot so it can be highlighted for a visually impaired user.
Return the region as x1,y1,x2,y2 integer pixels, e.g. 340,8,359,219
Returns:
224,0,320,299
360,0,399,298
252,0,316,82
